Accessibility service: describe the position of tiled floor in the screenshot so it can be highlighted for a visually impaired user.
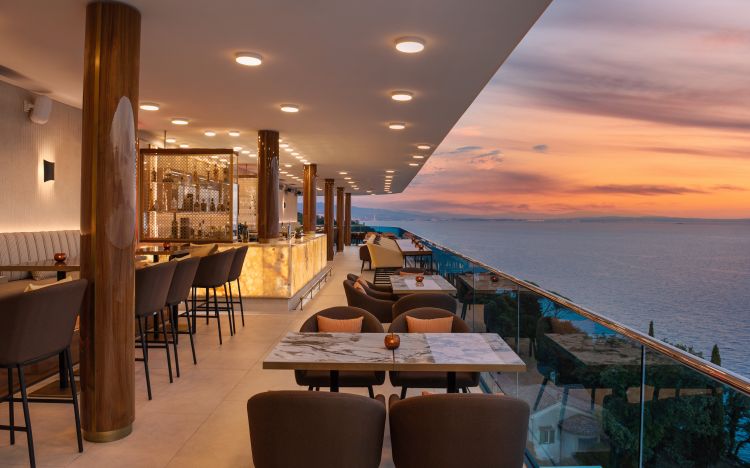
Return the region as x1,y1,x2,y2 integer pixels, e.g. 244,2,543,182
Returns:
0,246,404,467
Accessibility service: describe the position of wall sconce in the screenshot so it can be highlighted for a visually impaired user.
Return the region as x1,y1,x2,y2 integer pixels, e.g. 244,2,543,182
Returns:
43,160,55,182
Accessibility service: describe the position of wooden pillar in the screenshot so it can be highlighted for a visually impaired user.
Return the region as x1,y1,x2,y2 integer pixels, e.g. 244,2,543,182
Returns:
336,187,344,252
257,130,280,241
80,1,140,443
344,192,352,246
302,164,317,234
324,179,335,260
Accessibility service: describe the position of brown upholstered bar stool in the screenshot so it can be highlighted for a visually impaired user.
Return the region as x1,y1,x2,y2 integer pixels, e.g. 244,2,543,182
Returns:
389,393,530,468
0,279,87,468
164,257,200,377
247,391,386,468
225,245,248,329
135,261,177,400
191,249,235,344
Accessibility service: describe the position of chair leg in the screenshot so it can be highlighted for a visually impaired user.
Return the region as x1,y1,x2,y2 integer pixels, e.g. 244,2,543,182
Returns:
223,284,234,336
7,368,14,445
590,387,596,412
191,288,197,333
205,288,210,324
213,288,223,345
17,365,35,468
158,310,173,383
170,306,181,378
184,300,197,365
533,377,548,411
64,348,83,452
361,260,365,272
368,386,375,399
137,317,152,400
308,386,314,391
400,386,407,400
236,280,245,327
558,386,569,428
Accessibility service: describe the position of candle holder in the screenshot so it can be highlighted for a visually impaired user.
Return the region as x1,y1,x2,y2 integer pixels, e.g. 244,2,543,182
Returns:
384,332,401,350
415,275,425,285
53,252,67,264
490,275,499,283
162,241,171,250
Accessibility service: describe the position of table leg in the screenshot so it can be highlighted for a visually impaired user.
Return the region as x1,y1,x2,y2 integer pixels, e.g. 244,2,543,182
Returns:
153,254,159,263
330,370,339,392
59,352,69,389
446,372,457,393
57,271,66,281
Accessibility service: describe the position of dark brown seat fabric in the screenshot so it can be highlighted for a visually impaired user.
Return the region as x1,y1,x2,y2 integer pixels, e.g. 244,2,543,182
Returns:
359,244,371,271
191,249,236,344
346,273,396,300
165,257,201,376
391,293,458,321
226,245,248,328
388,308,479,395
296,307,385,393
389,393,529,468
247,391,386,468
343,280,394,323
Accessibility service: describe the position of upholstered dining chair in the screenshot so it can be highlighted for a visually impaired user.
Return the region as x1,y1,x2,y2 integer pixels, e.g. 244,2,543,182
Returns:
191,249,236,344
225,245,248,329
367,238,404,284
390,293,458,321
359,244,372,272
0,279,87,468
343,280,394,323
248,391,386,468
296,306,385,396
389,393,530,468
165,256,201,377
387,308,479,398
346,273,397,300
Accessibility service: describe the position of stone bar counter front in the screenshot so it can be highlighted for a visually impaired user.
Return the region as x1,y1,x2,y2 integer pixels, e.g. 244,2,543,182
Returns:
217,233,327,309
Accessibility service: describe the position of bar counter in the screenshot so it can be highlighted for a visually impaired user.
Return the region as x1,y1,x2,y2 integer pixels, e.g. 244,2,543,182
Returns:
218,234,327,299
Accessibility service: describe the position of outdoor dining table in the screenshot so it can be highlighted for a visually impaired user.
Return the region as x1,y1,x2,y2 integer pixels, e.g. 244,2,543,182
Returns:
263,332,526,393
395,238,433,270
389,274,457,296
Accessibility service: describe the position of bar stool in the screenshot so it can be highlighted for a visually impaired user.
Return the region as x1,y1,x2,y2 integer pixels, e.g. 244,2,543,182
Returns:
191,249,235,345
135,261,177,400
0,279,88,468
164,257,201,377
225,245,248,329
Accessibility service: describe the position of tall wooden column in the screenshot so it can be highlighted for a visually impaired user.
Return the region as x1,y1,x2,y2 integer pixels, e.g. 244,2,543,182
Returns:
257,130,280,241
80,1,140,443
344,192,352,246
324,179,335,260
336,187,344,252
302,164,317,234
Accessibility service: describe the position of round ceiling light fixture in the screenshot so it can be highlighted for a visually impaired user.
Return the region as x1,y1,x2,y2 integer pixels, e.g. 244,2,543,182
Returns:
279,143,289,148
395,37,425,54
171,118,189,125
412,155,425,159
280,104,300,113
241,150,250,155
390,91,414,102
388,122,406,130
139,102,160,111
204,130,216,137
233,146,243,151
165,137,176,144
228,130,240,137
179,144,189,148
235,52,262,67
409,163,420,166
417,144,431,150
291,152,299,156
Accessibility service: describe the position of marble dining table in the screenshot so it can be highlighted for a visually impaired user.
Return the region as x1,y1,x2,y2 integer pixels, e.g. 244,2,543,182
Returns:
263,332,526,392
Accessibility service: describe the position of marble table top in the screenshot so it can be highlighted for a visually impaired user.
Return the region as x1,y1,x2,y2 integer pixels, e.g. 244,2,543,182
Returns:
389,274,457,295
395,239,433,255
263,332,526,373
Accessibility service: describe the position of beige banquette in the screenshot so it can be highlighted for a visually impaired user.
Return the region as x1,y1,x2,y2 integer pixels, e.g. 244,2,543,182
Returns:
0,230,80,299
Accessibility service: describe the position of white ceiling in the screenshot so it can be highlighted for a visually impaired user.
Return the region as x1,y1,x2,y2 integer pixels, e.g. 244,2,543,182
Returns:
0,0,550,194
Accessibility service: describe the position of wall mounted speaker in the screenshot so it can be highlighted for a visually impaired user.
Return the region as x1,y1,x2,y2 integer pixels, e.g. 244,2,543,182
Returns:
43,160,55,182
24,95,53,124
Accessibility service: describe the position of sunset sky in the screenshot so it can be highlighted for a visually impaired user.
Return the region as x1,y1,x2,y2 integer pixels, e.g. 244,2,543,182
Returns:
355,0,750,219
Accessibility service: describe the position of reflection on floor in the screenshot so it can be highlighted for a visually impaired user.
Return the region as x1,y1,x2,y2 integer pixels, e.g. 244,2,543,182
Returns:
0,246,408,467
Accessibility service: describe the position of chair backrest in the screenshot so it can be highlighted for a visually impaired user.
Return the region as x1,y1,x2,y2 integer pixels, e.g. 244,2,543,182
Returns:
227,245,248,281
0,279,87,366
392,293,457,321
135,261,177,317
366,243,403,269
389,393,529,468
192,249,236,288
165,257,201,306
299,306,384,333
342,280,393,323
388,307,469,333
247,391,386,468
359,244,371,261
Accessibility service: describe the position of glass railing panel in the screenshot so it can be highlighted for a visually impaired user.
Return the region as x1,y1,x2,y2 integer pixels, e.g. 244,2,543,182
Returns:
643,348,750,467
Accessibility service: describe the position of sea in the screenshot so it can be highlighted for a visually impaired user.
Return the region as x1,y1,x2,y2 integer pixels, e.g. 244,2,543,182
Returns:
388,219,750,378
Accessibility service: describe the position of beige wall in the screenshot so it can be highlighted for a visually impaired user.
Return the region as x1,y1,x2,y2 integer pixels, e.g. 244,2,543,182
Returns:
279,187,298,223
0,80,81,232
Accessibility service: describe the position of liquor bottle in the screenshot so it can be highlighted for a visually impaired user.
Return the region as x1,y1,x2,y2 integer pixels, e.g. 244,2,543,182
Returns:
210,198,216,212
193,200,200,212
171,213,178,238
201,199,207,212
213,165,219,182
151,167,157,182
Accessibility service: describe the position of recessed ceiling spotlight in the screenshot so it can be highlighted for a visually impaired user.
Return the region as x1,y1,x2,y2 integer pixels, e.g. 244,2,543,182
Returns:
179,144,189,148
233,146,242,151
228,130,240,137
284,148,294,152
300,159,309,164
409,163,420,166
171,118,189,125
295,156,303,160
204,130,216,137
139,102,160,111
367,190,373,193
390,91,414,102
241,150,250,154
339,171,348,175
280,104,300,113
165,137,176,144
413,155,425,159
317,187,323,191
347,181,355,184
235,52,262,66
279,143,289,148
284,164,292,168
395,36,425,54
211,155,219,159
280,171,288,175
291,152,299,156
344,177,351,180
417,144,431,150
386,170,395,173
388,122,406,130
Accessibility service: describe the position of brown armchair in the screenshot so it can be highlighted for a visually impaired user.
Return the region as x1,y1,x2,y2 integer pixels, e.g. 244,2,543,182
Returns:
343,280,394,323
359,245,371,272
346,274,396,300
389,393,529,468
295,306,385,396
391,293,458,321
387,308,479,397
248,391,386,468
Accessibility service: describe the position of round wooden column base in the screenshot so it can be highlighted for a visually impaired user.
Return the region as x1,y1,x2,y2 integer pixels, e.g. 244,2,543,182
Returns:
83,424,132,443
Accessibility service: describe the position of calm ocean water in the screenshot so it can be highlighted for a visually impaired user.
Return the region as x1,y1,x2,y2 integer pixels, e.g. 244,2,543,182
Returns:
393,219,750,377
